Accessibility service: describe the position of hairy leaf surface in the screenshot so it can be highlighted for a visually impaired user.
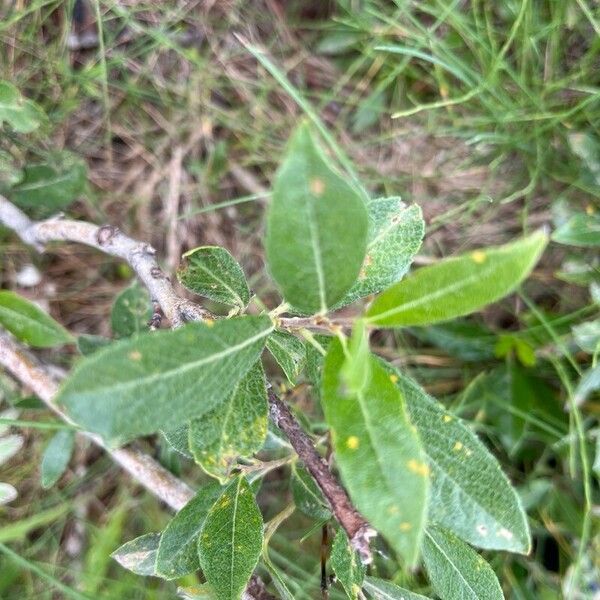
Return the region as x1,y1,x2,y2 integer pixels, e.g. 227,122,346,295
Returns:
111,282,151,338
189,362,268,482
178,246,250,310
366,232,547,327
198,477,263,600
422,526,503,600
331,529,365,599
0,291,73,348
290,463,331,520
266,330,306,384
265,123,368,314
322,339,428,564
112,533,161,576
57,315,273,446
363,577,432,600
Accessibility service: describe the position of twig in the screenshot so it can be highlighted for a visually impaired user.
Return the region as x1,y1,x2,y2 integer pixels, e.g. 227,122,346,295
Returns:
0,194,374,561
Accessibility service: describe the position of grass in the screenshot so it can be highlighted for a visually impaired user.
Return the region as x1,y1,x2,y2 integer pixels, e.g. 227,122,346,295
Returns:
0,0,599,598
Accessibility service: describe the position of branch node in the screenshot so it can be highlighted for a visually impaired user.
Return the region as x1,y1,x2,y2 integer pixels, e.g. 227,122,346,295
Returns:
96,224,118,246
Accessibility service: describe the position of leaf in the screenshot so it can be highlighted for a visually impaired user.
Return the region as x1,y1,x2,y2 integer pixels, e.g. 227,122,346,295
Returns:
322,340,428,565
56,315,274,446
0,434,23,466
265,122,368,314
10,154,87,216
552,213,600,247
77,334,112,356
572,319,600,353
0,483,18,505
189,363,268,482
422,526,503,600
0,291,73,348
178,246,250,310
366,232,548,327
330,529,366,599
341,320,370,394
111,282,151,338
335,199,424,307
0,150,23,186
568,131,600,187
156,482,223,579
40,430,75,489
162,425,193,459
112,533,161,576
391,366,531,553
574,364,600,407
0,80,44,133
266,330,306,384
290,463,331,521
363,577,432,600
198,477,263,600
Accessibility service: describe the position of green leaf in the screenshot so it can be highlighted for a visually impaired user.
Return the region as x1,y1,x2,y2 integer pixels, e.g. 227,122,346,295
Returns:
77,334,111,356
40,430,74,489
162,425,193,459
552,213,600,247
177,246,250,310
56,315,273,446
265,123,368,314
0,81,44,133
574,364,600,407
322,340,428,565
0,483,17,505
330,529,366,599
0,434,23,466
422,526,503,600
111,533,161,576
156,482,223,579
0,291,73,348
198,477,263,600
189,363,268,482
573,319,600,353
10,154,87,216
336,199,424,307
290,463,331,521
266,330,306,384
568,131,600,187
111,282,151,338
366,232,548,327
363,577,432,600
0,150,23,186
392,367,531,553
341,320,370,394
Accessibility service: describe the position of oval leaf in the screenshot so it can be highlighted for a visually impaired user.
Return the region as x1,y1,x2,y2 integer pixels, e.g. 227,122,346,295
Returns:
392,366,531,554
552,213,600,247
265,123,368,314
178,246,250,310
112,532,161,577
0,434,23,467
40,430,75,489
111,282,151,338
189,362,268,482
0,291,73,348
0,81,44,133
56,315,273,446
266,330,306,384
366,231,548,327
363,577,432,600
331,529,366,599
198,476,263,600
0,482,18,505
422,526,503,600
156,482,223,579
336,199,424,308
322,339,428,565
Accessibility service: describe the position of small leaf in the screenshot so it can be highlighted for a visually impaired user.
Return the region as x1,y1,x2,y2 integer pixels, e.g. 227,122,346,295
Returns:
40,430,75,489
156,482,223,579
422,526,503,600
0,291,73,348
366,232,548,327
198,476,263,600
341,320,370,394
0,434,23,466
189,363,268,482
0,80,44,133
265,122,368,314
0,482,18,505
336,199,424,307
290,463,331,521
573,320,600,353
56,315,273,446
322,340,428,565
178,246,250,310
392,367,531,554
330,529,366,599
10,153,87,216
552,213,600,247
266,330,306,384
574,364,600,407
111,282,151,338
363,576,432,600
162,425,193,459
112,533,161,576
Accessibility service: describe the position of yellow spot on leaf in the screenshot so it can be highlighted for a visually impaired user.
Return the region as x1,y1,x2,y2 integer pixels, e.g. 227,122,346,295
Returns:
204,318,215,327
399,522,412,532
309,178,325,196
346,436,360,450
471,250,486,264
443,415,453,423
407,459,430,477
586,204,595,215
453,441,463,452
128,350,142,361
389,374,399,384
388,505,399,515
